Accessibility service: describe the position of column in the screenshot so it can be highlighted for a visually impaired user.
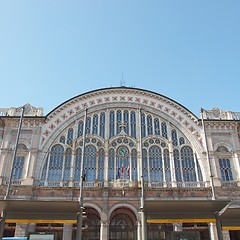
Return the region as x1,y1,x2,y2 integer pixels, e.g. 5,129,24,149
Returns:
173,223,183,232
28,223,36,233
222,230,231,240
137,221,141,240
15,223,28,237
141,211,147,240
63,224,73,240
209,223,218,240
100,221,109,240
168,141,176,187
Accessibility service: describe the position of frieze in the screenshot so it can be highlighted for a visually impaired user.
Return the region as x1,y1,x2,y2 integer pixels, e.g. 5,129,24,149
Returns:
41,88,202,146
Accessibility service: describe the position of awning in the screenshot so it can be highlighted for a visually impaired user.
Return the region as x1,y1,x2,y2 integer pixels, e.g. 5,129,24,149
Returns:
220,201,240,229
0,200,81,223
144,200,229,220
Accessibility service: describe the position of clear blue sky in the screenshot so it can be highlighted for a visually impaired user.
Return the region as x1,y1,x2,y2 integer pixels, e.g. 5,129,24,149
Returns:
0,1,239,116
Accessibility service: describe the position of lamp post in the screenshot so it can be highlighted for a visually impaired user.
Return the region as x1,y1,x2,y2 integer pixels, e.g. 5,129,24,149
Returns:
4,105,25,200
0,104,30,239
76,109,87,240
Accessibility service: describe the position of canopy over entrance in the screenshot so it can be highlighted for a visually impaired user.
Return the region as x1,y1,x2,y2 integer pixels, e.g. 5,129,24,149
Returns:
144,199,240,229
0,200,81,223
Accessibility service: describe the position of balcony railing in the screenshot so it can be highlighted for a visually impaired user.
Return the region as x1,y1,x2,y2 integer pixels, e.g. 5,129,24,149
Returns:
3,179,239,189
221,180,238,187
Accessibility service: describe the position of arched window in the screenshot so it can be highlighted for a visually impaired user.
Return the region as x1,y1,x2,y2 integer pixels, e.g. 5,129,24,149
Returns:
141,113,146,138
161,122,168,139
67,128,73,145
219,159,233,181
98,148,104,181
99,112,105,139
86,117,91,134
12,156,25,180
154,118,160,135
164,149,171,182
142,149,148,182
131,149,137,181
130,111,136,138
108,148,115,180
174,149,182,182
74,148,82,181
149,146,163,182
147,115,153,135
92,114,98,135
109,111,115,138
181,146,196,182
110,212,136,240
124,110,129,134
117,110,122,134
84,145,97,182
77,121,84,138
63,148,72,181
171,129,178,147
48,145,64,181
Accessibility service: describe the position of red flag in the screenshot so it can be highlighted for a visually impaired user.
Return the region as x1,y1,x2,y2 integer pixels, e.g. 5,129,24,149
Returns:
121,164,124,175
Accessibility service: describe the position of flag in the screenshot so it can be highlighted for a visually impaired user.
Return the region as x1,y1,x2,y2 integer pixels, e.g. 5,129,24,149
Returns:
126,165,130,178
121,164,124,176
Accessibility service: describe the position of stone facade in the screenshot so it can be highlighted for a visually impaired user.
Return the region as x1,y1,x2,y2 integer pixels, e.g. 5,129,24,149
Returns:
0,87,239,240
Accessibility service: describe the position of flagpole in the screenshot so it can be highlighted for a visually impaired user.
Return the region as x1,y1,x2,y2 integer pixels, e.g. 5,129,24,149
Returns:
76,108,87,240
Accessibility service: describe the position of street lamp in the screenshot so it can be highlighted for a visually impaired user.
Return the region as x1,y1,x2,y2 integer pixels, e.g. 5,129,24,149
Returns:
4,104,31,200
0,104,31,239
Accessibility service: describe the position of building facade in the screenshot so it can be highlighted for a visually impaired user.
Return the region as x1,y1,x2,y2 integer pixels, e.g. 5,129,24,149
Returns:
0,87,240,240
